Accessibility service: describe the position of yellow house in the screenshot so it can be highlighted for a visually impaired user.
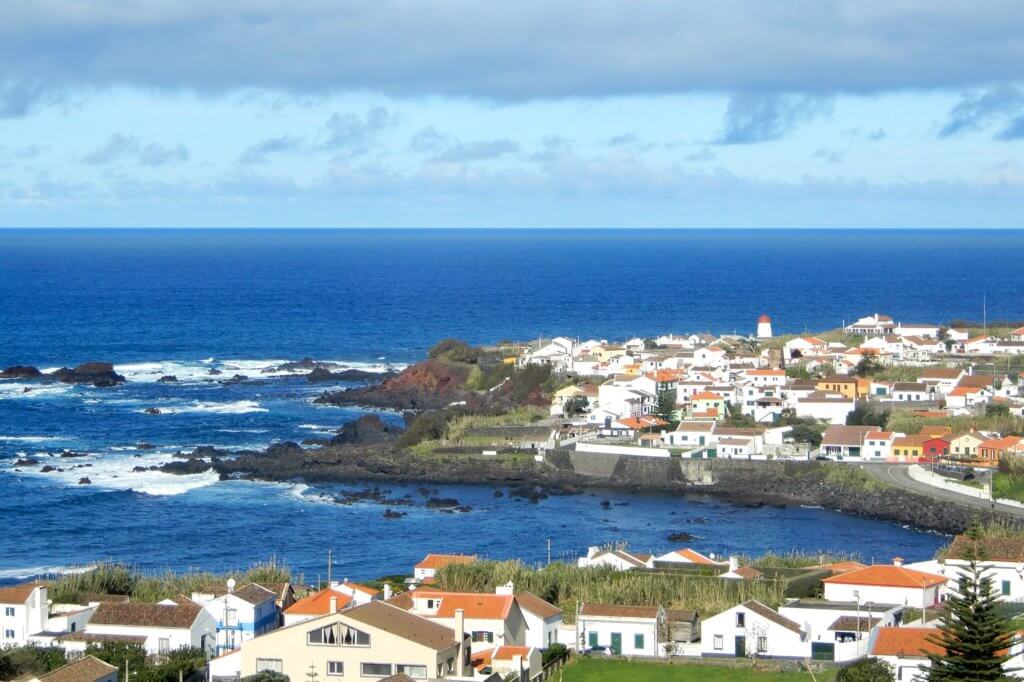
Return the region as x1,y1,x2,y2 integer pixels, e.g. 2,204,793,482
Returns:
691,391,725,420
892,435,928,460
590,346,628,362
816,375,860,400
238,601,469,681
949,432,985,459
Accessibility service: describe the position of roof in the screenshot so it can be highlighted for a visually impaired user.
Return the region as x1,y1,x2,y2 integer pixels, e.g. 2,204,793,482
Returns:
946,535,1024,563
893,435,930,447
821,425,874,446
88,599,201,629
283,588,352,616
818,375,858,384
0,581,44,604
665,608,698,623
730,566,763,580
692,391,723,401
823,565,947,589
38,656,118,682
415,554,476,570
230,583,276,605
828,616,881,631
515,591,561,619
981,436,1023,451
492,645,532,660
412,590,515,620
59,632,147,644
747,369,784,376
615,416,669,430
674,421,715,432
822,561,868,574
921,368,963,379
741,600,801,634
864,431,895,441
758,315,771,323
871,627,943,658
893,382,928,392
579,603,660,620
344,601,458,651
669,548,719,565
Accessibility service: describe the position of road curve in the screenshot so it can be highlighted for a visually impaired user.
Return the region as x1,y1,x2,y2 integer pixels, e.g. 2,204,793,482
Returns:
862,463,1024,518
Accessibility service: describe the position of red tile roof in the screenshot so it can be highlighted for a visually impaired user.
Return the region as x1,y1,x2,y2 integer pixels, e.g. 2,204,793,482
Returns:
283,588,352,616
412,590,514,620
415,554,476,570
871,627,943,658
823,565,946,589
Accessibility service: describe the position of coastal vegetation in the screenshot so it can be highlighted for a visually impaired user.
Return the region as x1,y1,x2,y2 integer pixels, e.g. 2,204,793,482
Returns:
561,658,834,681
994,454,1024,502
45,559,292,604
884,409,1024,438
434,559,790,621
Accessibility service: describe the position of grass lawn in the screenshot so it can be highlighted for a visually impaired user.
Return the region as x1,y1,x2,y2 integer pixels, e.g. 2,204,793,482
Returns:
560,658,835,681
993,473,1024,503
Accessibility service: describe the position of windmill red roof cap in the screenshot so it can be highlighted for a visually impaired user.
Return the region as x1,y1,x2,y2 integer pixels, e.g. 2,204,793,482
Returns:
758,315,771,323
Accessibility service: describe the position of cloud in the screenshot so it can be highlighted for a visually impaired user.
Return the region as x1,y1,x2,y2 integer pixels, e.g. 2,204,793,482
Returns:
0,80,56,117
684,148,715,162
321,107,396,155
714,93,832,144
813,147,844,163
238,136,304,164
82,134,189,166
940,86,1024,138
408,127,519,162
2,2,1024,101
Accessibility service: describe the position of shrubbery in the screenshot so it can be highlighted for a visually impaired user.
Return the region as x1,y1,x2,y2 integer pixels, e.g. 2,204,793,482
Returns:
428,339,480,364
0,645,67,680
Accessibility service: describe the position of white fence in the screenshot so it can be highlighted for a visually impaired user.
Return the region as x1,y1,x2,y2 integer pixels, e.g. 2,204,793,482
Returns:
575,442,670,458
907,465,990,500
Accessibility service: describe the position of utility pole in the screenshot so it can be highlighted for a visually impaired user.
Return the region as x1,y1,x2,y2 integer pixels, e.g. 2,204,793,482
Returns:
327,548,332,586
547,538,552,565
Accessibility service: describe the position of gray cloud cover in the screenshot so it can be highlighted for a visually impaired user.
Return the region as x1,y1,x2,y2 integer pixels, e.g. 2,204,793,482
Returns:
83,134,189,166
1,1,1023,101
940,86,1024,139
714,94,833,144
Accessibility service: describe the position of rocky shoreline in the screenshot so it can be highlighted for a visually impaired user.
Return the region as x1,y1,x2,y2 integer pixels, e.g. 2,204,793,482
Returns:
153,436,1008,535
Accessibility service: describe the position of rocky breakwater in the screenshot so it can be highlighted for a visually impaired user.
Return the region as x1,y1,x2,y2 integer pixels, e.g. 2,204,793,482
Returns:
265,358,396,384
0,361,126,387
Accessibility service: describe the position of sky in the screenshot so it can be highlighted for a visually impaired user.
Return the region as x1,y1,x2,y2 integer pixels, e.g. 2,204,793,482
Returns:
2,1,1024,228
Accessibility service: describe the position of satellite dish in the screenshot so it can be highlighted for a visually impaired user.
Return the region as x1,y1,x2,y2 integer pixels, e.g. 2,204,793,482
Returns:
226,578,236,592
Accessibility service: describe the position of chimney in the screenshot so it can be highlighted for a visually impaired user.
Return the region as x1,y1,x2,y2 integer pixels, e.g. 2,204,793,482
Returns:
382,584,392,601
586,546,600,560
454,608,466,677
893,557,904,567
329,596,338,613
728,556,739,572
496,581,514,596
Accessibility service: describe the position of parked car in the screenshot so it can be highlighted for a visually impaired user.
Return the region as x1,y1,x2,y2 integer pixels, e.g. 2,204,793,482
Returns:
583,646,614,656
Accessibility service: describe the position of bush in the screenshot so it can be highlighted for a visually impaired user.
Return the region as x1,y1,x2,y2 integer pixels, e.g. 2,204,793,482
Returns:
0,646,67,680
542,643,569,666
398,410,452,448
836,658,894,681
428,339,480,364
563,395,589,417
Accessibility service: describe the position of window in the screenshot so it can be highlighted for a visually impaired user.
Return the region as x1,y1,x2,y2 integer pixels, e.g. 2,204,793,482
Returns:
588,632,598,648
308,624,369,646
735,612,745,627
471,631,494,643
446,658,455,674
158,638,170,654
396,664,427,679
256,659,283,674
224,607,238,627
4,607,13,617
327,661,344,676
1003,580,1012,596
634,634,645,650
713,635,723,650
757,636,767,653
361,663,392,677
4,629,14,639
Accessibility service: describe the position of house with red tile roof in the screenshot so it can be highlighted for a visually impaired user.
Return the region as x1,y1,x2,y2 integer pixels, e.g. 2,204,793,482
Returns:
329,579,380,606
282,588,353,626
0,581,47,646
412,554,476,584
654,548,724,567
400,586,527,653
577,546,653,571
822,559,947,608
869,626,943,681
470,645,542,680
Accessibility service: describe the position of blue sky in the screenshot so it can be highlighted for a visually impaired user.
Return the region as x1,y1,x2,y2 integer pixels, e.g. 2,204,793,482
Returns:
2,2,1024,227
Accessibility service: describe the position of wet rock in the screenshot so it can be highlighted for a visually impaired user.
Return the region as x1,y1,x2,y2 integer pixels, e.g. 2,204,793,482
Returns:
307,367,389,383
382,509,407,519
132,466,149,473
425,497,461,508
48,362,126,387
60,450,88,458
221,374,248,384
78,477,91,485
14,458,39,466
0,365,43,380
600,499,611,509
330,414,402,445
157,375,178,383
208,368,222,376
144,407,161,415
667,532,696,542
136,442,156,450
493,490,504,498
161,458,212,475
40,465,55,473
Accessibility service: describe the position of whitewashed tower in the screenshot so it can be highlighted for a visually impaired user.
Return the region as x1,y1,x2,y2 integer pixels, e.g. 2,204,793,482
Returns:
757,314,773,339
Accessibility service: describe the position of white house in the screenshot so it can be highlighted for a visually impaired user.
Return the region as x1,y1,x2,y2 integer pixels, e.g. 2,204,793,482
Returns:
820,425,873,459
577,604,664,657
863,431,898,459
919,368,967,395
846,314,896,336
653,548,723,567
941,535,1024,602
700,600,806,660
890,382,931,403
328,579,380,606
82,596,217,655
400,587,527,654
597,377,655,420
895,323,940,338
0,582,48,646
191,582,278,655
412,553,475,585
661,421,715,448
520,337,575,370
870,627,944,682
514,591,562,650
577,546,652,571
794,392,856,425
778,599,901,663
822,560,947,609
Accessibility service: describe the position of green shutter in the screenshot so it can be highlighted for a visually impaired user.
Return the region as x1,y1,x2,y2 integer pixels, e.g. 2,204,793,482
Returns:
634,633,645,650
588,632,598,648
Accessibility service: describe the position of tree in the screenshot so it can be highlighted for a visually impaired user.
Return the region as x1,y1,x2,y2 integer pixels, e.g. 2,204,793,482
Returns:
0,646,67,680
85,642,146,682
790,423,825,447
847,404,889,427
836,658,895,682
655,389,677,422
853,356,881,377
987,403,1010,418
925,524,1018,681
563,395,589,417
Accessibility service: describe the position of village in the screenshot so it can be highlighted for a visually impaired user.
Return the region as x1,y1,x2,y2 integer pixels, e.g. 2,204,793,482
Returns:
516,314,1024,500
2,527,1024,682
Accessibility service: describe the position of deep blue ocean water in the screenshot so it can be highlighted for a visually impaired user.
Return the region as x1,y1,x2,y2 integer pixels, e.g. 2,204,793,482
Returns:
5,228,1021,582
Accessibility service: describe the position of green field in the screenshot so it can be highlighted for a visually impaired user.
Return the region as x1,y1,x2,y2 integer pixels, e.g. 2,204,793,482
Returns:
993,473,1024,503
560,658,836,681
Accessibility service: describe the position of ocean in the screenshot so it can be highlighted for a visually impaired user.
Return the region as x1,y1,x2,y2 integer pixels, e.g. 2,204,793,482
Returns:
5,227,1019,582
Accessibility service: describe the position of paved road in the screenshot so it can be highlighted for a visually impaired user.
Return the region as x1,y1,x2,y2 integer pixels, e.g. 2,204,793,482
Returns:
862,463,1024,517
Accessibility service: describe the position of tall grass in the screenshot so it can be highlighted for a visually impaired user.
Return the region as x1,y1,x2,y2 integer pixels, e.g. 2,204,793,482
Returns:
47,558,294,604
434,560,788,622
885,409,1024,437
